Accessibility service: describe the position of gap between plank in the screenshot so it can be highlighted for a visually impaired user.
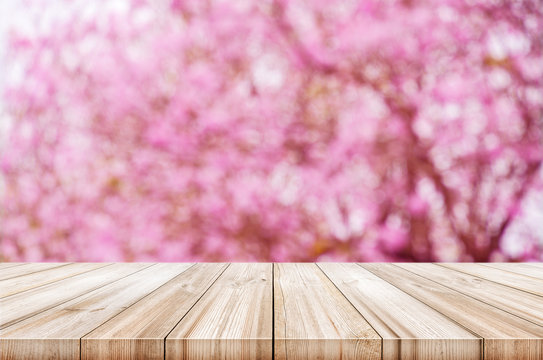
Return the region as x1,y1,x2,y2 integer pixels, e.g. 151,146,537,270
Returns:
400,264,543,330
0,263,113,300
360,263,483,359
479,263,543,281
276,264,289,358
315,263,385,360
0,263,127,330
162,263,231,360
440,263,543,297
78,263,196,340
76,263,198,360
0,263,73,281
435,263,543,298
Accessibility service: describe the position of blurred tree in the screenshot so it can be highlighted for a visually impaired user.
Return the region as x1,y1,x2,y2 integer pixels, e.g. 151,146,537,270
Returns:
1,0,542,261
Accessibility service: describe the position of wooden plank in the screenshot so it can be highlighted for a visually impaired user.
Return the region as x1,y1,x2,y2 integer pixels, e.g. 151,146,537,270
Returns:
395,263,543,327
82,263,227,360
441,263,543,297
274,263,381,360
319,263,480,360
0,263,147,329
0,339,79,360
362,263,543,360
0,263,24,270
0,263,192,360
1,262,542,359
482,263,543,280
0,263,108,298
166,263,273,360
0,263,70,281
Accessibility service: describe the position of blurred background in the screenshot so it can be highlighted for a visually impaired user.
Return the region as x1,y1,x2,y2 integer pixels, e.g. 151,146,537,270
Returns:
1,0,542,262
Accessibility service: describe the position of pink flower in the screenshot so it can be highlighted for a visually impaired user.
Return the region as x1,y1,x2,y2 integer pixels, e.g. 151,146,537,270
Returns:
408,194,429,217
1,0,542,262
380,225,408,253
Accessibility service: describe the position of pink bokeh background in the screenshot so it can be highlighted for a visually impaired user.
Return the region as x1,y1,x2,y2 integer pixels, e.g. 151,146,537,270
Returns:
1,0,542,262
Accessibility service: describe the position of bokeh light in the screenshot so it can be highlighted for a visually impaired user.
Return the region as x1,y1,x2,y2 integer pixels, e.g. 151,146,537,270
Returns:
1,0,542,262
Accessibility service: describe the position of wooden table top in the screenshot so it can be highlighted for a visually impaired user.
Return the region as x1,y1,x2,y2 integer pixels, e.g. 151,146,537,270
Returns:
1,262,542,360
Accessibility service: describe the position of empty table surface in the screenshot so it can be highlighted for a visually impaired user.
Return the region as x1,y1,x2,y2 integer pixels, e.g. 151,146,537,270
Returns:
1,263,542,360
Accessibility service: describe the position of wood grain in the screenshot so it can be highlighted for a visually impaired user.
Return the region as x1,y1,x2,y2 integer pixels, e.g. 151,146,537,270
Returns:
83,263,227,360
0,263,24,270
0,339,79,360
166,263,273,360
319,263,481,360
0,263,69,281
395,263,543,327
2,262,542,360
441,263,543,297
274,263,381,360
363,263,543,360
482,263,543,280
0,263,192,360
0,263,145,329
0,263,107,298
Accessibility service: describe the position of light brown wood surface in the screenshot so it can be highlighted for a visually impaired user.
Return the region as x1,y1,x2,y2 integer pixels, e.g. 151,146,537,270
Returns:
0,263,192,360
482,263,543,279
320,263,481,360
395,263,543,328
0,263,107,298
0,263,143,329
274,263,380,360
442,263,543,297
0,263,24,270
82,263,227,360
1,262,542,360
166,263,273,360
0,263,69,281
363,263,543,360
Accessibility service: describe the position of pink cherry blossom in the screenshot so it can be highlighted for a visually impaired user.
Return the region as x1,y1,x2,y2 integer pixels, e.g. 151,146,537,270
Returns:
0,0,542,262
